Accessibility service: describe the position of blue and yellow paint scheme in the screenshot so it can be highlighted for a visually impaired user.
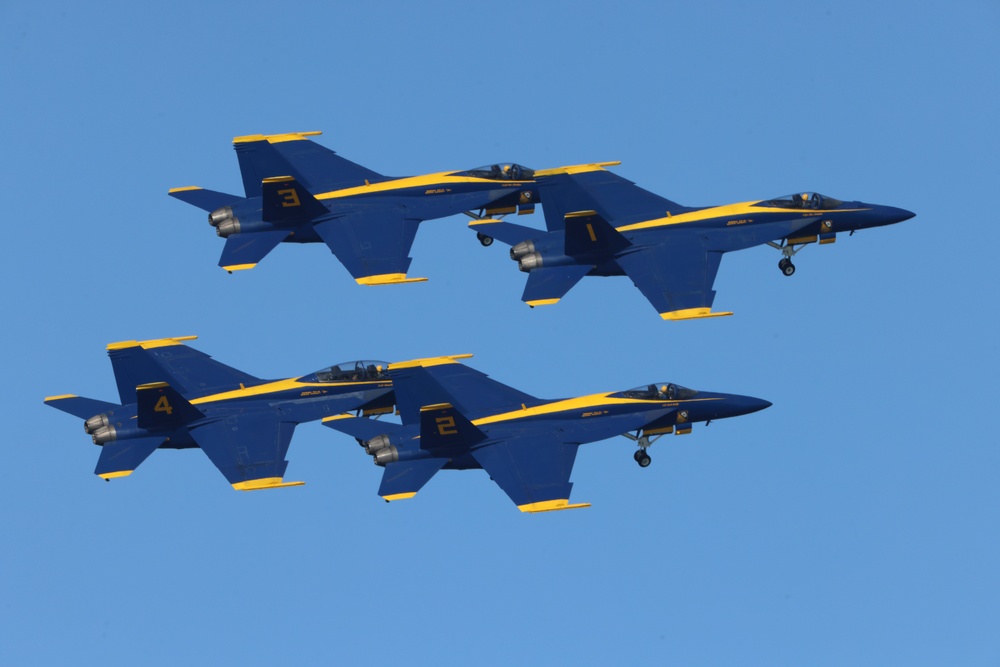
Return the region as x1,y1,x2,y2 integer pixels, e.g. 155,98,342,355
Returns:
169,131,539,284
469,163,915,320
44,336,394,489
322,355,770,512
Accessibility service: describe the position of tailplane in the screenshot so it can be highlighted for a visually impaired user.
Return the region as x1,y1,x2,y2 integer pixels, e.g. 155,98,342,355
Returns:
168,186,244,212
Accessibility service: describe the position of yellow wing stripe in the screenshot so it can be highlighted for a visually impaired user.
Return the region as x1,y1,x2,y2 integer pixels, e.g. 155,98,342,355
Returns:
168,186,203,193
518,499,591,513
99,470,134,480
382,492,417,501
222,263,257,272
660,308,734,321
232,131,322,144
106,336,197,351
232,478,305,491
388,354,474,370
355,274,428,286
533,162,621,177
44,394,78,401
526,299,560,307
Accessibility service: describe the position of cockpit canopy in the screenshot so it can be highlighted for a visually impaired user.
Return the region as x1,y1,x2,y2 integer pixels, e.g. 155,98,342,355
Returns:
759,192,843,210
299,360,389,384
614,383,698,401
457,163,534,181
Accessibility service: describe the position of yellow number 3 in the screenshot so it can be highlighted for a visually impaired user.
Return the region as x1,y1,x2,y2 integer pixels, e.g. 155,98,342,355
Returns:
154,395,173,415
277,188,301,208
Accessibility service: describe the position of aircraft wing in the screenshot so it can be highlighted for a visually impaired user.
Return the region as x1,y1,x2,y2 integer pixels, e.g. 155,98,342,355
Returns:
106,337,262,401
615,238,733,321
521,265,593,306
535,168,687,230
388,356,540,425
189,412,304,490
470,435,590,512
313,213,427,285
94,436,166,480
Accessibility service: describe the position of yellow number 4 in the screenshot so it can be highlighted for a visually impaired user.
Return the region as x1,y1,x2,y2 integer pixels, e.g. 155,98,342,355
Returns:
154,395,173,415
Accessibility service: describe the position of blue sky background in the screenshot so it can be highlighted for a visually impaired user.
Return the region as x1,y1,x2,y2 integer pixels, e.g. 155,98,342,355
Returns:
3,1,997,664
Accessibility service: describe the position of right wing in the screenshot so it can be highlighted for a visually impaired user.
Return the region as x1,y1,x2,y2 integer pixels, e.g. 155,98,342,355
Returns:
189,412,304,490
313,213,427,285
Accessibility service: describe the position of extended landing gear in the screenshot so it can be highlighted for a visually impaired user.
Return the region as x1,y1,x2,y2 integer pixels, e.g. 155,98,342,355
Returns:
477,232,494,247
623,431,662,468
769,240,806,277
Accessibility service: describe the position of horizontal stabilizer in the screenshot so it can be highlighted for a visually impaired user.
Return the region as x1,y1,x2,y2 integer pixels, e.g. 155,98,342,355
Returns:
44,395,120,420
94,435,165,480
189,414,300,489
261,175,329,222
168,187,244,212
313,214,424,284
219,230,290,272
522,265,593,307
419,403,487,449
471,436,586,511
136,382,204,430
468,219,543,247
378,458,449,501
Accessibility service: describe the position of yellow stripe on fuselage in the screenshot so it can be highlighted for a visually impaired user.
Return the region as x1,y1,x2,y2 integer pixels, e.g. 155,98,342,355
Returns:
190,379,389,405
472,394,722,427
616,202,871,233
314,172,531,201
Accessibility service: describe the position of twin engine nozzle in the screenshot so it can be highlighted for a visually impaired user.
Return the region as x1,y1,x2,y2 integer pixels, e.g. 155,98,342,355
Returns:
510,240,541,272
209,206,240,238
359,434,399,466
84,413,114,445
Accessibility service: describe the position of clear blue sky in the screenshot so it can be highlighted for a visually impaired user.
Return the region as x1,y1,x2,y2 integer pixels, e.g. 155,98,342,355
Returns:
3,1,997,664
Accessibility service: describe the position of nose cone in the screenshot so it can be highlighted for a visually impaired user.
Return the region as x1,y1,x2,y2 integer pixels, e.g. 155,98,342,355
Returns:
733,395,772,417
882,205,916,224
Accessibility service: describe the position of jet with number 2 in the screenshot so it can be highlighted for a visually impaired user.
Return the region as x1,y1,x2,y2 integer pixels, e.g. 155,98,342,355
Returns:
469,162,915,320
169,131,538,285
322,355,770,512
45,336,394,489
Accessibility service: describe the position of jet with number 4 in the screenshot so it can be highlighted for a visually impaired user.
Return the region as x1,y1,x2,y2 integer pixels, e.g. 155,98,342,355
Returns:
469,162,915,320
45,336,394,489
169,131,539,285
322,354,770,512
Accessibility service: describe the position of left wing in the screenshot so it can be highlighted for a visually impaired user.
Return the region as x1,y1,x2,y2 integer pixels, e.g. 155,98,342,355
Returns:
313,213,427,285
615,237,733,321
189,412,304,490
470,435,591,513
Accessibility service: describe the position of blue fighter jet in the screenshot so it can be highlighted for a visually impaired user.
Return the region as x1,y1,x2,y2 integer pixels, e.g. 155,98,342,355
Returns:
45,336,393,489
469,162,915,320
169,131,537,285
322,355,770,512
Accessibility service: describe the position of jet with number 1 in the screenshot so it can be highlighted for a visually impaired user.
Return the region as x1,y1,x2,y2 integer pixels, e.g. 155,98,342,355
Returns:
45,336,394,489
470,162,915,320
322,354,770,512
170,131,538,285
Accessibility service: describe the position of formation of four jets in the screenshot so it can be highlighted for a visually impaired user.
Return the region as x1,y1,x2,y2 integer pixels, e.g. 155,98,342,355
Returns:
46,131,913,512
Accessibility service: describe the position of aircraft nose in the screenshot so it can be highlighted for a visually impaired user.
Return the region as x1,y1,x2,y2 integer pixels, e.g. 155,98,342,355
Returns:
732,395,772,417
884,205,916,223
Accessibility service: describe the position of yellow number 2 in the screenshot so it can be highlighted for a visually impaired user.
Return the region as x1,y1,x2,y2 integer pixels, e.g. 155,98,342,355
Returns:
436,416,457,436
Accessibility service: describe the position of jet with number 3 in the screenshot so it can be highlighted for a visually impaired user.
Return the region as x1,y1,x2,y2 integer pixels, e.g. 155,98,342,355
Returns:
45,336,394,489
322,354,770,512
169,131,538,285
469,162,915,320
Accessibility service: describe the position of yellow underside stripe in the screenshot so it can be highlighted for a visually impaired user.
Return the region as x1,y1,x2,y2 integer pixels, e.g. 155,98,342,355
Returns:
44,394,78,401
355,273,428,285
526,299,560,307
232,478,305,491
382,492,417,501
222,263,257,272
168,186,203,193
518,499,591,513
99,470,133,480
660,308,733,321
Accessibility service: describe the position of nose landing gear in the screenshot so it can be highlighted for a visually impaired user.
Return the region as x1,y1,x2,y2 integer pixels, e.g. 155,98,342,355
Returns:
623,431,663,468
768,240,806,277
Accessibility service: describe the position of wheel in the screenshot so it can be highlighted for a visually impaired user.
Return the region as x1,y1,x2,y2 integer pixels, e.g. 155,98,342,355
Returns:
633,450,643,462
637,452,652,468
782,261,796,277
477,232,494,247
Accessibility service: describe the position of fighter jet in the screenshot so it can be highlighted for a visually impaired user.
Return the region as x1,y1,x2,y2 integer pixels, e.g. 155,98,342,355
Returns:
469,162,915,320
322,354,770,512
45,336,393,489
169,131,537,285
